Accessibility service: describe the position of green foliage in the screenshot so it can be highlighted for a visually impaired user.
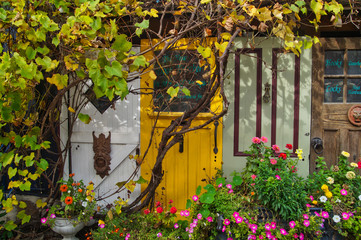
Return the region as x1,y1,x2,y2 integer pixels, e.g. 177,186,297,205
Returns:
92,201,187,240
243,139,307,221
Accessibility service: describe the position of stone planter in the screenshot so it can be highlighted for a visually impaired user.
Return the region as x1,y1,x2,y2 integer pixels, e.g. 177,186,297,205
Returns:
51,218,85,240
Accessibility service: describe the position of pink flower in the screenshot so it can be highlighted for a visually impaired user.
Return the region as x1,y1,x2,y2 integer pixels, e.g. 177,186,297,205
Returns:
286,144,293,150
222,225,226,232
275,175,281,180
289,221,295,228
228,189,234,194
270,222,276,229
192,195,199,201
306,204,311,208
321,211,329,218
226,184,232,189
236,217,243,223
272,145,280,153
250,224,258,232
233,211,239,218
50,214,56,219
224,219,230,225
261,136,268,143
340,189,348,196
259,236,264,239
300,233,304,240
197,213,202,219
41,218,47,224
251,174,257,180
280,228,288,235
157,232,162,237
270,158,277,165
252,137,261,144
303,220,310,227
218,183,223,188
342,212,350,220
207,216,213,222
266,231,272,238
303,214,309,219
174,223,179,229
309,195,314,201
293,233,298,238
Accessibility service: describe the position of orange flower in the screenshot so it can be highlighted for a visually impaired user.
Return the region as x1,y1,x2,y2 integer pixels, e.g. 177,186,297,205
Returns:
60,185,68,192
78,189,83,193
69,173,75,177
77,182,80,186
72,183,76,186
65,196,73,205
251,192,255,196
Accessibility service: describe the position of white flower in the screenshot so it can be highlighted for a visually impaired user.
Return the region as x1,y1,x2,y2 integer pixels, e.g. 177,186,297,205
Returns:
346,171,356,180
326,177,334,184
333,215,341,223
350,162,358,168
335,199,341,203
359,195,361,201
82,201,88,207
320,196,327,203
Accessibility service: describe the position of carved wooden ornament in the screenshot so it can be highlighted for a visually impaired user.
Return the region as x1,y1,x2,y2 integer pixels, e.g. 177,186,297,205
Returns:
92,131,111,178
348,105,361,126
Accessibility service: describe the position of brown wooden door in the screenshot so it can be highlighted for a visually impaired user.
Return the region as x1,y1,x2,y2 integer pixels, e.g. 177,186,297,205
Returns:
311,38,361,173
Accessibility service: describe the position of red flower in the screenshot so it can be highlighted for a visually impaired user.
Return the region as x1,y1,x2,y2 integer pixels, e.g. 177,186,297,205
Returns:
170,207,177,214
286,144,293,150
279,153,287,160
60,184,68,192
65,196,73,205
144,209,150,215
168,199,173,204
156,207,163,213
358,161,361,169
156,201,161,207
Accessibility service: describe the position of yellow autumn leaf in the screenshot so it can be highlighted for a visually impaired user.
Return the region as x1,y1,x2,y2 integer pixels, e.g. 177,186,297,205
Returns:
196,80,203,85
36,199,47,208
68,107,75,113
258,7,272,22
125,180,136,192
149,70,157,80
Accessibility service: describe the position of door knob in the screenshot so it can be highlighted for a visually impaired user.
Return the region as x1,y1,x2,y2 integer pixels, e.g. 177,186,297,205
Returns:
311,137,323,154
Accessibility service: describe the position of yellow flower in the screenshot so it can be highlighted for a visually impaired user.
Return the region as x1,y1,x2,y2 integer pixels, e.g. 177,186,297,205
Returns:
295,149,303,160
341,151,350,158
312,200,318,205
325,191,333,198
98,220,105,225
321,184,329,192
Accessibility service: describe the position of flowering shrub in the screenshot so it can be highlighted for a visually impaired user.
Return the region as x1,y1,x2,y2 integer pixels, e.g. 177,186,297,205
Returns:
243,138,307,220
306,152,361,238
41,174,97,227
92,200,188,240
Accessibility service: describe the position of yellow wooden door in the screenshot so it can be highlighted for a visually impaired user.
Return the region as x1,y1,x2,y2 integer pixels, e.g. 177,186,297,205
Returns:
140,38,222,210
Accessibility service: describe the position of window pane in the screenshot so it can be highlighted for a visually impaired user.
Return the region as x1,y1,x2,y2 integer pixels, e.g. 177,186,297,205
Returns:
347,79,361,102
324,51,344,75
324,78,343,103
347,50,361,75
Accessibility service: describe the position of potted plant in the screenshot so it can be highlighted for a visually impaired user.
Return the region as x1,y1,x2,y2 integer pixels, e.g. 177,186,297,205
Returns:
41,174,97,240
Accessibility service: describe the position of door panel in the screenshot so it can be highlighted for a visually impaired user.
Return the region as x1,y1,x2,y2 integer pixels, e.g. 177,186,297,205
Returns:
311,38,361,172
140,39,222,210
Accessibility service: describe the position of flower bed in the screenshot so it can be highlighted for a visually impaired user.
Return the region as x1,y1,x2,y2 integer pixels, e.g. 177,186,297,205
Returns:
89,137,361,239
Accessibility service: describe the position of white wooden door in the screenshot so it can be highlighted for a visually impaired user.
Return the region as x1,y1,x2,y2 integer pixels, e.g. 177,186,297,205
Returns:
223,38,312,178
